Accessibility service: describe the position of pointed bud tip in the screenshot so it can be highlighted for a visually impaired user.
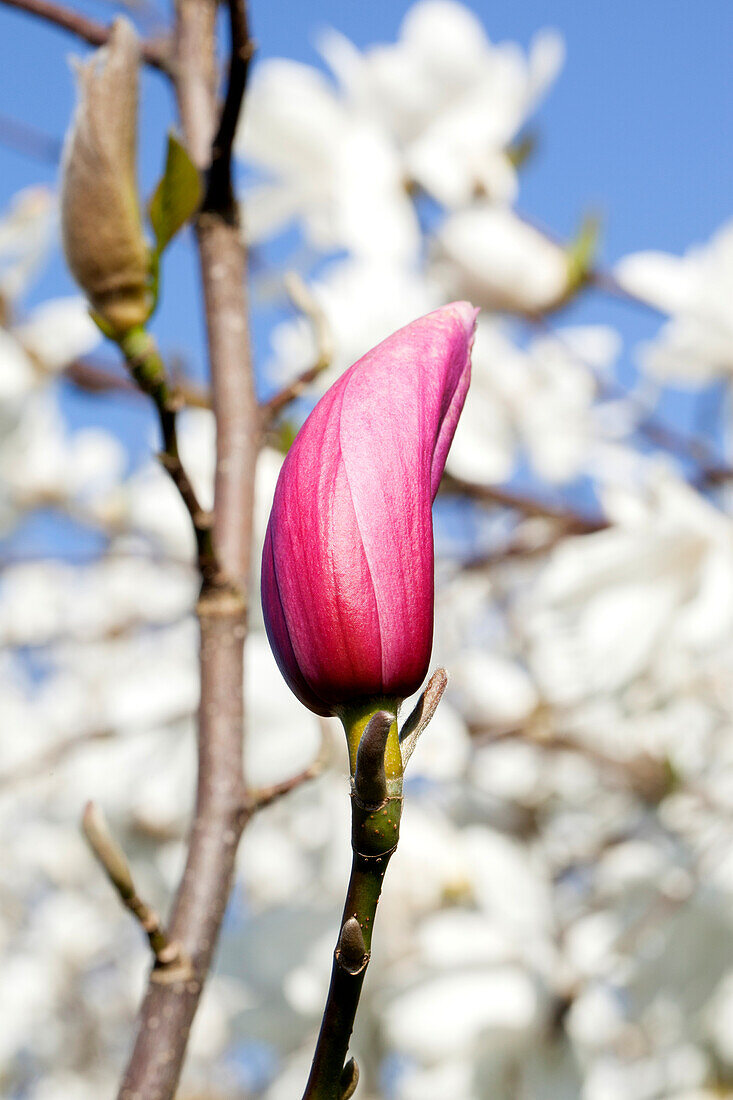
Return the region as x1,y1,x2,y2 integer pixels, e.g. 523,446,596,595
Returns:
445,300,480,338
339,1057,360,1099
354,711,393,806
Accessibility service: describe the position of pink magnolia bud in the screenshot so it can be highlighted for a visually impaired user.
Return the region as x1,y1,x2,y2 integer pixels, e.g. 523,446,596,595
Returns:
261,302,478,717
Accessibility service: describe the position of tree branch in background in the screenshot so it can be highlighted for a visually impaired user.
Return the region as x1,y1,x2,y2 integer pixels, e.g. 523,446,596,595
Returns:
441,471,606,535
263,271,334,422
0,109,61,162
0,0,170,70
118,326,219,585
64,356,213,408
83,802,192,977
250,719,333,811
115,0,259,1096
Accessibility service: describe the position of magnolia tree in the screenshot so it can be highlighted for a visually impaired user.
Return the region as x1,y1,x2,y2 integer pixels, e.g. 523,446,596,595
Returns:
1,2,733,1099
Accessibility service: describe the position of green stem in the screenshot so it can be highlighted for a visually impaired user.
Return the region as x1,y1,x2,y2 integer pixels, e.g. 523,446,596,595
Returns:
118,325,219,584
301,707,403,1100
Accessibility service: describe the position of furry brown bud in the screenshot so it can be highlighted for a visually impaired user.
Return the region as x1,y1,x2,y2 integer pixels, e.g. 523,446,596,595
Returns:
60,18,150,334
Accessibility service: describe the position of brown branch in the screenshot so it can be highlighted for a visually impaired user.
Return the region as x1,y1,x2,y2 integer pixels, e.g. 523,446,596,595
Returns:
202,0,254,217
64,357,212,408
0,109,62,162
528,316,733,487
441,472,606,535
83,802,192,978
119,327,219,585
250,720,332,811
115,0,259,1094
0,0,170,70
262,272,334,422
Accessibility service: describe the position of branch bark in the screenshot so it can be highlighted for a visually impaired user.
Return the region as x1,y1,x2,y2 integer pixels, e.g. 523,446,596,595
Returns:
115,1,258,1096
0,0,170,70
440,471,606,534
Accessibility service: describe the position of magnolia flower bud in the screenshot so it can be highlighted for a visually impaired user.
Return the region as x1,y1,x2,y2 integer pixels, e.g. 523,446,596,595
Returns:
261,302,478,717
60,18,150,334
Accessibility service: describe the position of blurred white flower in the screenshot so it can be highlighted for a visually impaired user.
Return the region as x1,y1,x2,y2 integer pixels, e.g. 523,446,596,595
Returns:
384,966,541,1060
395,1058,476,1100
0,391,125,515
321,1,564,206
245,631,323,788
615,219,733,383
447,319,621,484
14,296,100,372
450,649,539,727
0,185,55,304
436,205,570,313
267,256,439,392
526,469,733,703
237,59,419,261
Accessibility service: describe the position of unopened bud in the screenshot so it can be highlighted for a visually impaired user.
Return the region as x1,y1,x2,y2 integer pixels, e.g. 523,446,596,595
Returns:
354,711,392,807
339,1057,359,1099
60,18,151,335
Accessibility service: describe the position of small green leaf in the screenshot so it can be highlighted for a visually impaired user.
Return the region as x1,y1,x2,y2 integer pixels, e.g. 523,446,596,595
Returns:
507,129,537,169
149,132,202,255
566,211,602,293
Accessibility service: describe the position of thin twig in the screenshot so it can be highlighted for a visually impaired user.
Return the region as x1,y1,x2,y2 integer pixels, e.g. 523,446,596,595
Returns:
64,357,212,408
0,0,170,70
0,109,62,162
250,720,332,811
262,271,334,422
529,315,733,486
83,802,192,977
118,327,220,585
441,472,605,534
202,0,254,217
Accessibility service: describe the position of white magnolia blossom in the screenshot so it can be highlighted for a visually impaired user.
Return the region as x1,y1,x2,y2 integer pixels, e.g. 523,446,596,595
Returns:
0,185,55,303
525,469,733,705
319,1,564,206
236,59,420,261
267,256,439,392
237,1,563,259
615,219,733,383
435,204,570,313
447,318,622,484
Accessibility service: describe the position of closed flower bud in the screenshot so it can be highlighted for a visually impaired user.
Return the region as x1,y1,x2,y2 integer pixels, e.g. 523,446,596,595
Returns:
261,302,478,717
60,18,150,335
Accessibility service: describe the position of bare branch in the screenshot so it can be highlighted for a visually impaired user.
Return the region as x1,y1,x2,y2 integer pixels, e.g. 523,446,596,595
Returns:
441,472,606,535
83,802,192,977
262,271,334,422
118,327,220,585
115,0,259,1093
202,0,254,217
250,720,332,812
0,109,61,162
0,0,170,70
64,357,212,409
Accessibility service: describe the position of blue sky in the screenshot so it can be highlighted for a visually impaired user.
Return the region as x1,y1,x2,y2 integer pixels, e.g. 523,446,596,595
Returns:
0,0,732,528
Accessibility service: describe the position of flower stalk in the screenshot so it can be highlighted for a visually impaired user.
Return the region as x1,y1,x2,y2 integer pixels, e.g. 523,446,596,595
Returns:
116,324,219,585
302,707,403,1100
